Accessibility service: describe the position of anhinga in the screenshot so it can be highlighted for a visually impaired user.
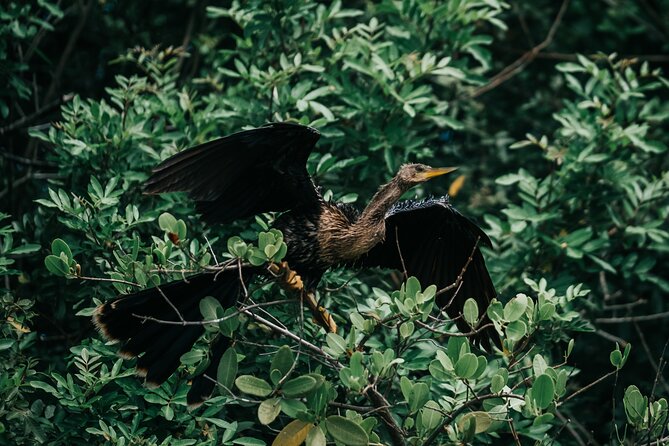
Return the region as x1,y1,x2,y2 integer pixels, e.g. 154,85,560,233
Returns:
94,122,497,407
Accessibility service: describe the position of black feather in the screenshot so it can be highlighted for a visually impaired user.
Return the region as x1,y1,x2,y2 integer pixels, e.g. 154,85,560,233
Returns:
186,336,232,408
144,123,321,223
359,196,499,349
93,269,249,388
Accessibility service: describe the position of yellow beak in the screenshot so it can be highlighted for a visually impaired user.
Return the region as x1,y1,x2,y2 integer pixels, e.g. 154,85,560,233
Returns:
422,166,458,180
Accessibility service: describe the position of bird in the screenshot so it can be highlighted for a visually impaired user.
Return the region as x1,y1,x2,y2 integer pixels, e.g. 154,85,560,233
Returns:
93,122,497,408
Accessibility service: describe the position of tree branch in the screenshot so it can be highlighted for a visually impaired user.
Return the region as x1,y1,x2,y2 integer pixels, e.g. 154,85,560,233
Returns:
471,0,570,98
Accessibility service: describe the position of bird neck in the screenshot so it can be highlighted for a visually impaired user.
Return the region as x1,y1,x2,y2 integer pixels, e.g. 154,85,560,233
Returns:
316,176,410,263
358,176,408,225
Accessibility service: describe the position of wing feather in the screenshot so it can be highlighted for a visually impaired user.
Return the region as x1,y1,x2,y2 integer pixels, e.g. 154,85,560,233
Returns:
360,197,498,349
144,122,321,223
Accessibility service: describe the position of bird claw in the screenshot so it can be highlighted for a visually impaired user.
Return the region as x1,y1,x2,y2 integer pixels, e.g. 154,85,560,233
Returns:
305,292,338,334
269,261,337,333
269,261,304,292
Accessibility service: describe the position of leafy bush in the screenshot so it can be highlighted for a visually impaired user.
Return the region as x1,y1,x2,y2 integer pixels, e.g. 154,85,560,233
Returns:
2,0,669,444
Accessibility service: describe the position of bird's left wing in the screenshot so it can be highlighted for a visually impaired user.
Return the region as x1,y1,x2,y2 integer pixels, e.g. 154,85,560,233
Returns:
144,122,321,224
358,197,498,348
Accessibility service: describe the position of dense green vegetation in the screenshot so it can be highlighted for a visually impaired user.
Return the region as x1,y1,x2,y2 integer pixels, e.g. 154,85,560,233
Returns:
2,1,668,444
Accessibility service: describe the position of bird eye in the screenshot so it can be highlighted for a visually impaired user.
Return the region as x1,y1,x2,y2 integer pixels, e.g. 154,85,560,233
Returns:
416,165,425,172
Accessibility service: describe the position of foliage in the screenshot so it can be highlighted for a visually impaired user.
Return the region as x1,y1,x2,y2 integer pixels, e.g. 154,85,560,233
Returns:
2,0,669,445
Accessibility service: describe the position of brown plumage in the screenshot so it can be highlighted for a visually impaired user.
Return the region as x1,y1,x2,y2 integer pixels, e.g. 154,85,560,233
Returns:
94,122,498,408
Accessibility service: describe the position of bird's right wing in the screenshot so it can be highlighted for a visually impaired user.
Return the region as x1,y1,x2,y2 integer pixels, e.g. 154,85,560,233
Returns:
359,197,499,349
144,122,321,224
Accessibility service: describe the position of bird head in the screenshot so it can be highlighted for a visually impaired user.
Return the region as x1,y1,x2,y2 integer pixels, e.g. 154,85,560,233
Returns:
397,163,458,185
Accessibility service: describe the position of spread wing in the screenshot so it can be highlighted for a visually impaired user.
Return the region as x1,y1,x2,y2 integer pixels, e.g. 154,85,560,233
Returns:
144,122,321,224
359,197,498,348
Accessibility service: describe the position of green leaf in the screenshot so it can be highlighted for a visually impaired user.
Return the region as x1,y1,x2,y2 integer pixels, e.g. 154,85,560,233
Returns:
217,347,238,393
405,276,421,298
175,220,187,240
325,333,347,355
228,236,248,258
624,385,647,425
324,416,369,446
233,438,265,446
10,243,40,255
454,353,478,379
235,375,273,397
506,320,527,342
270,345,295,384
420,400,443,430
504,294,528,321
200,296,222,322
280,398,308,418
532,374,555,410
306,425,326,446
282,376,318,398
400,376,413,401
258,398,282,425
158,212,178,232
532,354,549,377
486,300,504,322
399,321,414,339
180,349,203,365
538,302,556,320
463,298,479,327
272,419,312,446
491,374,505,393
408,382,430,412
44,255,70,276
457,411,492,434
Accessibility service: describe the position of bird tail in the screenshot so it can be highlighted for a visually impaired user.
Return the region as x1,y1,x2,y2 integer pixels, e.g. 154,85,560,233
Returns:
93,269,248,408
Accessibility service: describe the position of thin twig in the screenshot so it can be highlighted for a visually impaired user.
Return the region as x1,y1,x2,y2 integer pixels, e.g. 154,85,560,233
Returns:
560,369,618,404
203,235,219,266
394,225,408,281
78,275,140,287
329,402,375,413
132,299,294,326
0,94,73,135
436,236,480,298
596,311,669,324
44,1,92,104
365,387,406,446
415,320,494,338
595,329,629,347
602,299,647,311
646,334,669,397
560,408,602,446
471,0,570,98
242,308,342,369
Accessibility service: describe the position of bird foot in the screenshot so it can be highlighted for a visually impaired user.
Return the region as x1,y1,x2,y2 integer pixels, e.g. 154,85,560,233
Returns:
268,261,304,292
304,291,338,334
268,261,337,333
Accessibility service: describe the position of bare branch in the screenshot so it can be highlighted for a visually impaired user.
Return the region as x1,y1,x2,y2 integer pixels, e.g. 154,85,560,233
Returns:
436,236,480,299
560,369,618,404
594,329,629,347
241,308,342,369
132,299,294,326
416,320,495,338
77,275,140,287
596,311,669,324
365,386,407,446
471,0,570,98
394,225,408,281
